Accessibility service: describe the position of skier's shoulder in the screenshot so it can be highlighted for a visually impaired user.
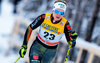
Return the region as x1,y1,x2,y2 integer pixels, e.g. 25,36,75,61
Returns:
38,13,52,19
38,14,46,19
62,17,68,22
61,17,69,26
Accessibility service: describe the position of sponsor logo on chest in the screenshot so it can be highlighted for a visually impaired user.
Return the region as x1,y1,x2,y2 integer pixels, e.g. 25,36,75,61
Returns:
42,23,58,33
46,16,49,20
60,21,64,25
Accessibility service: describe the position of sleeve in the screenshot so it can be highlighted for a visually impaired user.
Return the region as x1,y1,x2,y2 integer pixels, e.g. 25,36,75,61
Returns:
23,14,45,45
64,21,72,42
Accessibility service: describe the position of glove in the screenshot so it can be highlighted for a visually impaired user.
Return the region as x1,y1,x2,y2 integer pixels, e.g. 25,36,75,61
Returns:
71,31,78,40
19,45,27,58
68,31,77,47
68,40,76,48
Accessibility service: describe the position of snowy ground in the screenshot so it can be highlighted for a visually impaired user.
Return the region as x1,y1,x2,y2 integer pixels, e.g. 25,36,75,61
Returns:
0,0,22,63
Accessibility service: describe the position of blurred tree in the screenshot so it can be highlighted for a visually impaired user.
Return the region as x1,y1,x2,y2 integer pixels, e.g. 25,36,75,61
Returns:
23,0,42,12
65,0,74,19
85,0,99,42
13,0,21,13
9,0,21,13
77,0,88,35
71,0,81,31
80,0,100,63
17,0,54,20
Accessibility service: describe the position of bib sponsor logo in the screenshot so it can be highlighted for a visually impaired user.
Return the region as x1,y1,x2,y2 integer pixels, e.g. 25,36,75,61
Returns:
31,24,34,27
60,21,64,25
46,16,49,20
31,19,38,27
57,32,61,34
42,23,58,33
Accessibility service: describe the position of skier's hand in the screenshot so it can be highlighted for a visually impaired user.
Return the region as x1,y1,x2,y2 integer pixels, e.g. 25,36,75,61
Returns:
68,40,76,47
71,31,78,40
19,45,27,58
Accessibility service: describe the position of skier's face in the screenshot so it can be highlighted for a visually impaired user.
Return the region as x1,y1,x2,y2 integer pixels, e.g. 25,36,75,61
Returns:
53,8,64,21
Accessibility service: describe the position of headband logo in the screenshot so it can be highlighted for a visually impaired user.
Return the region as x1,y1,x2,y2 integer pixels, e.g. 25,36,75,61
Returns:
53,2,66,12
58,4,65,9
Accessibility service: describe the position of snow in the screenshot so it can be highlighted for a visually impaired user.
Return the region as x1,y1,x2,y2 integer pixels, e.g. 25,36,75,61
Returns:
0,0,20,63
0,0,14,34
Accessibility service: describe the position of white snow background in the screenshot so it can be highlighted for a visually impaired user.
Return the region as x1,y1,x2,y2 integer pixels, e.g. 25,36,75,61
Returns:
0,0,24,63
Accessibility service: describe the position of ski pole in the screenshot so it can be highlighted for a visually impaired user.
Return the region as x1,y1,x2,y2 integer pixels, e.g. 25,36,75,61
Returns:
64,45,71,63
15,56,21,63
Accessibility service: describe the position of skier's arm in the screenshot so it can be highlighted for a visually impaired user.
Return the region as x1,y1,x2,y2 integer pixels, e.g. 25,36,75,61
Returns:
23,14,45,45
19,14,45,58
64,21,77,47
64,21,72,42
